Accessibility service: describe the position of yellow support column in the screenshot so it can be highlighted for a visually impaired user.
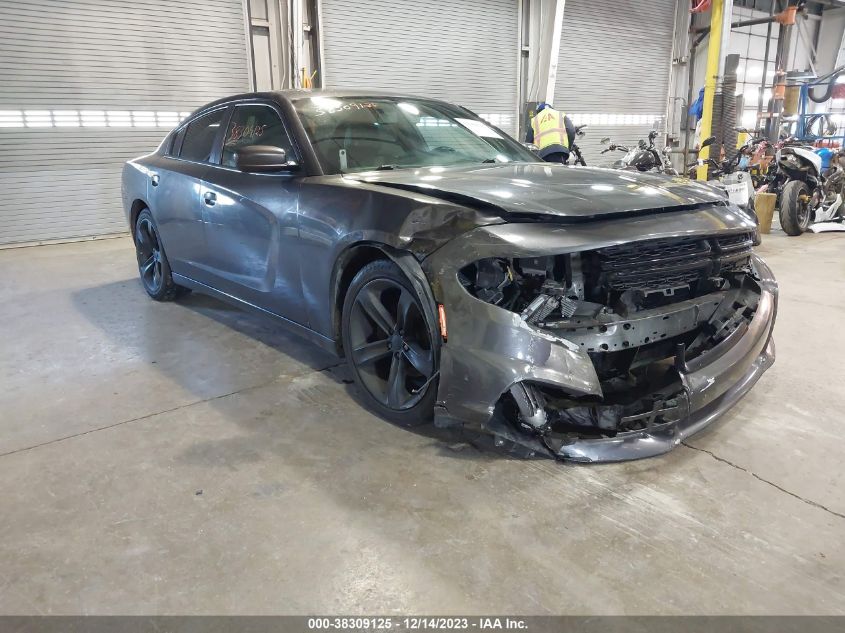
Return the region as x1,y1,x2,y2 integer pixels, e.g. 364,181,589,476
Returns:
697,0,724,181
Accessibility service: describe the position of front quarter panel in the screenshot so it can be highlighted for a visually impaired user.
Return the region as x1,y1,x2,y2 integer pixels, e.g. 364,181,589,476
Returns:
295,175,505,338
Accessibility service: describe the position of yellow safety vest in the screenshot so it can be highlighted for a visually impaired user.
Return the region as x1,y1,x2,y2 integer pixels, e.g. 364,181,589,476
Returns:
531,109,569,151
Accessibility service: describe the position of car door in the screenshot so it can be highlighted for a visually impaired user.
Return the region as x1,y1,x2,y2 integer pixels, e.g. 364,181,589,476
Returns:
149,106,229,283
198,102,307,325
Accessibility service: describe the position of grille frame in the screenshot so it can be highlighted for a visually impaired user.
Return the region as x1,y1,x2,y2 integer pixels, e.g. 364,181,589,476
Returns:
586,232,754,297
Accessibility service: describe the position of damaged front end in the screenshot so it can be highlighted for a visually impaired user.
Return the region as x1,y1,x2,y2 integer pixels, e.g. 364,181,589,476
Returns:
423,205,777,462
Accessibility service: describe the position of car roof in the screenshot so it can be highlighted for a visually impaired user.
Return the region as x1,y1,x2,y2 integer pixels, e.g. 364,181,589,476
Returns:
192,89,439,116
273,89,429,99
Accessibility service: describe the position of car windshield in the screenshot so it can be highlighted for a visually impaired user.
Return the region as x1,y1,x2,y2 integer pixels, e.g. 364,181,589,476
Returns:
293,96,539,173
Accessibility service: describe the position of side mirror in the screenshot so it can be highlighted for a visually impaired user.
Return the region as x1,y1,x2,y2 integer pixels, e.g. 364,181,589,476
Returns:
701,136,716,148
235,145,297,173
522,142,540,154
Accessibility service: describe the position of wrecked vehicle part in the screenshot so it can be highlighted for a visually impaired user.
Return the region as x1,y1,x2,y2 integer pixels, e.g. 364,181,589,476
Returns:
296,176,509,339
308,163,744,343
422,205,776,462
509,382,549,431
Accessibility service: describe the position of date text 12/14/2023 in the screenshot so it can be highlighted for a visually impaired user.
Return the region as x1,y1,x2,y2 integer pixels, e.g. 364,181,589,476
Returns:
307,617,528,630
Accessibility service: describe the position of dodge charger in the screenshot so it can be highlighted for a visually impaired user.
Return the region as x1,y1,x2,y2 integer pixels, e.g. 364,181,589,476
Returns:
122,90,777,462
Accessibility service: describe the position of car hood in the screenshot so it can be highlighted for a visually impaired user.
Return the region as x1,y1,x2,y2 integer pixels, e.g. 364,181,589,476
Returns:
346,163,728,220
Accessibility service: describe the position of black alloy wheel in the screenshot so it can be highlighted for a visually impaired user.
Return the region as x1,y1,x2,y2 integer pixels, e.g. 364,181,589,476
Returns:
135,215,164,295
134,210,186,301
343,260,438,424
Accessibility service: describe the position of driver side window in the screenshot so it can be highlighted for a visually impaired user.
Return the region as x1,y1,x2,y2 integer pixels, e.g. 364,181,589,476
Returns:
221,104,295,168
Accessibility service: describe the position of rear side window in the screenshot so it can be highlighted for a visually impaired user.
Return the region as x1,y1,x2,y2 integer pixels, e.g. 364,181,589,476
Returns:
179,108,226,162
221,104,296,167
169,128,186,155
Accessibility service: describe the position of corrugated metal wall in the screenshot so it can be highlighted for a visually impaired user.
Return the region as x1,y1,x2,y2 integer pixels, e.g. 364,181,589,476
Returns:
1,0,682,245
319,0,520,136
0,0,250,246
554,0,676,164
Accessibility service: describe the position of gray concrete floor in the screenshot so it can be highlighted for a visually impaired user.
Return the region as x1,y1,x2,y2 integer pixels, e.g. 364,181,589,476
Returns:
0,233,844,615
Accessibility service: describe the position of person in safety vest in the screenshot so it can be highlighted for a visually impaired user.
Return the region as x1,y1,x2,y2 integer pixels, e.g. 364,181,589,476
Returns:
526,102,576,163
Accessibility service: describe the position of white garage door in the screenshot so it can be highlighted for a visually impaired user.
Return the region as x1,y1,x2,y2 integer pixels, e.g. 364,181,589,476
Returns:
0,0,250,246
319,0,520,136
554,0,675,164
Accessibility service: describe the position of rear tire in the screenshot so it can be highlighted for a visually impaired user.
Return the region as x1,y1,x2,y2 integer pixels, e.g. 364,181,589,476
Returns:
779,180,811,236
134,209,189,301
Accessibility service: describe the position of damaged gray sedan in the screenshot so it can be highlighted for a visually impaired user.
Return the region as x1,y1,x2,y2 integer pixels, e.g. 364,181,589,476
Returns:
122,90,776,462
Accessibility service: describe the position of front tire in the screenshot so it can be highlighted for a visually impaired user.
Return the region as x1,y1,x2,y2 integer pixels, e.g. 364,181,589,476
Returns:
779,180,812,236
341,260,439,426
134,209,189,301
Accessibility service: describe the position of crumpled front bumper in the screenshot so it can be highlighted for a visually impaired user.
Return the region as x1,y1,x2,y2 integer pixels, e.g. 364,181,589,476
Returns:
422,213,777,463
557,324,775,463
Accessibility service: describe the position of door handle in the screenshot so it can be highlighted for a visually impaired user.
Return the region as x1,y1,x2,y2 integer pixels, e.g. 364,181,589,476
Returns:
203,191,217,206
151,174,160,187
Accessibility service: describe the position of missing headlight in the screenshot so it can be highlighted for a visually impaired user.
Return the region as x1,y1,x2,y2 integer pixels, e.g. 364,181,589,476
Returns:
457,235,759,355
458,254,587,318
457,257,516,306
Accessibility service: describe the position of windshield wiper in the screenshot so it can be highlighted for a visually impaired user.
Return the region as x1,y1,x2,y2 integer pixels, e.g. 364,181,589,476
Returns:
480,158,498,163
375,164,398,170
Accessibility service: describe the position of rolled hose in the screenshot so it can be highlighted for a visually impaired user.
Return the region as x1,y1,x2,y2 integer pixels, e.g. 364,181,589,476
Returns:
809,69,845,103
804,113,837,138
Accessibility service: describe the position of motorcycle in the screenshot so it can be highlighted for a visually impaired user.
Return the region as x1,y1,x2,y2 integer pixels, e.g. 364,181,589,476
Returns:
754,135,808,204
777,144,845,235
565,124,588,166
691,130,766,212
600,130,677,175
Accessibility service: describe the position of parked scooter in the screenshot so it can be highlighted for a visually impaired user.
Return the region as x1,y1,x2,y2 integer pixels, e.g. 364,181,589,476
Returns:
777,144,845,235
600,130,677,174
692,130,766,211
